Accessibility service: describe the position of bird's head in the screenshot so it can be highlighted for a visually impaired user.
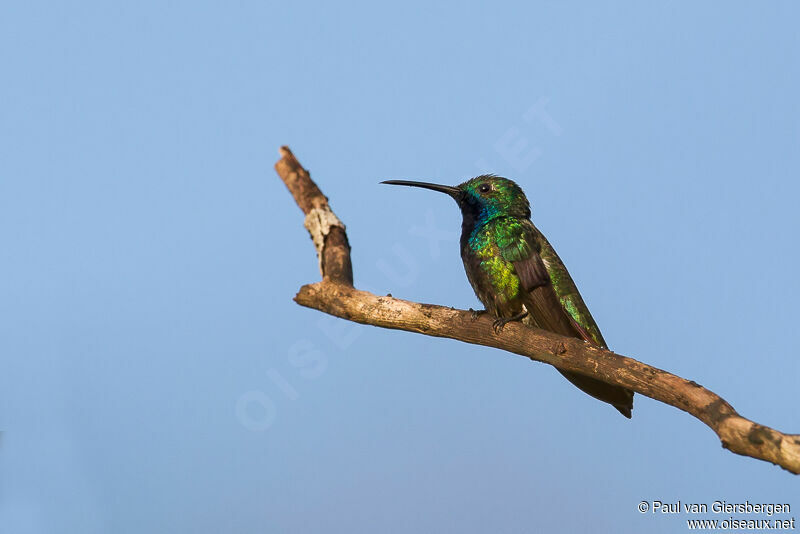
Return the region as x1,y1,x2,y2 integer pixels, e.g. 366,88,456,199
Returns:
382,174,531,224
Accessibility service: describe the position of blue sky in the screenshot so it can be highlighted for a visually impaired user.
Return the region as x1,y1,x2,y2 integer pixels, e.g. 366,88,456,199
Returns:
1,1,799,532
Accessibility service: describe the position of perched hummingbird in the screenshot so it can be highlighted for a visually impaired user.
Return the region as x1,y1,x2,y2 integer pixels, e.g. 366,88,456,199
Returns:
382,175,633,418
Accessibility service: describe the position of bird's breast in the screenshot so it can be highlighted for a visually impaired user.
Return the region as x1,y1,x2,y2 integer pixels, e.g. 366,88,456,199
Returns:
460,227,524,318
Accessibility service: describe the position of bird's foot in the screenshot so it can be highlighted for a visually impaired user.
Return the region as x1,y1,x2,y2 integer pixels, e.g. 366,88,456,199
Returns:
492,318,510,334
492,311,529,334
469,308,487,320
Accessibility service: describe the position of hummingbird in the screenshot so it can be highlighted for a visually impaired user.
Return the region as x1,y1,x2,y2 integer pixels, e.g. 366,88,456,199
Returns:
382,175,633,418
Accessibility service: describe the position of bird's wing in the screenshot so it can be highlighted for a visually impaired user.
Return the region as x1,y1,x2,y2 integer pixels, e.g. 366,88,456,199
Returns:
537,233,608,348
496,219,550,291
500,219,634,418
497,219,579,335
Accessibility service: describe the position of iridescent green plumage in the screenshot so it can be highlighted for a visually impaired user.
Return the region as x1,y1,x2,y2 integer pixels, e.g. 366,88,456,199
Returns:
383,175,633,417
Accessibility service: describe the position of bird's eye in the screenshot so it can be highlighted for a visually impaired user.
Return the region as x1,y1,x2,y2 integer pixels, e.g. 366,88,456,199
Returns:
478,183,491,194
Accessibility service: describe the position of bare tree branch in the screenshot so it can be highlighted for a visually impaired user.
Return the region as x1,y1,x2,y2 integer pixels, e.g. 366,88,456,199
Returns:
276,146,352,285
275,145,800,475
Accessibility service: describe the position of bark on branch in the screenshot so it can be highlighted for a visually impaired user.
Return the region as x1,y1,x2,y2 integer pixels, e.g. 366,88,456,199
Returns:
275,145,800,475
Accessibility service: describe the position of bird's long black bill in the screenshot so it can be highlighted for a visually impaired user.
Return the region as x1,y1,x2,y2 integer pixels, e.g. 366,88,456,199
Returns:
381,180,462,199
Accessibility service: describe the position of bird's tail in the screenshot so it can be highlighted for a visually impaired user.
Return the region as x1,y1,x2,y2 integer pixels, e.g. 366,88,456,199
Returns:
556,369,633,418
521,287,634,418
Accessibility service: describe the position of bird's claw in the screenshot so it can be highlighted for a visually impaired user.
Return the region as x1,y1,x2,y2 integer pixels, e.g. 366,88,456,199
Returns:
469,308,486,321
492,318,508,334
491,310,528,334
